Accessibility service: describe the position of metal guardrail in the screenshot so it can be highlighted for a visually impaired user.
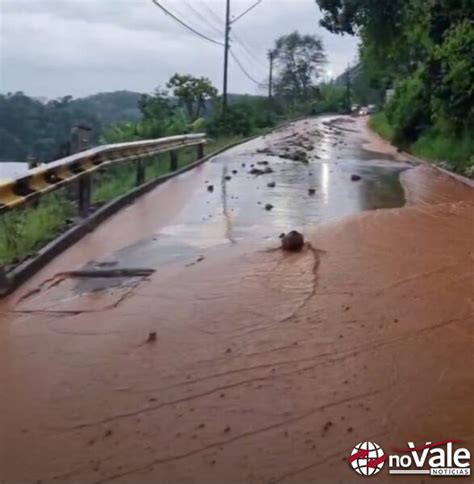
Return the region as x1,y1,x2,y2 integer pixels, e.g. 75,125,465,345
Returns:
0,133,206,215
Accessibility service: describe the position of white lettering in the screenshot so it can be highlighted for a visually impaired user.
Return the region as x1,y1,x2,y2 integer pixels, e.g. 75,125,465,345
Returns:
429,448,445,467
389,455,401,467
408,442,430,467
447,442,453,467
454,448,471,468
400,455,411,467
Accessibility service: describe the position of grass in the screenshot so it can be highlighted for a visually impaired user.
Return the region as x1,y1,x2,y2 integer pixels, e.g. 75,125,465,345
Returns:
412,129,474,175
0,192,74,266
93,136,243,205
369,112,474,177
92,163,137,205
0,135,246,267
368,112,395,142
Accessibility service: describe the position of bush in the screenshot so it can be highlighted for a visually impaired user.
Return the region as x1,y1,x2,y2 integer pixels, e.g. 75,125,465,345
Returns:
412,127,474,176
190,117,206,133
386,71,431,144
0,193,74,265
207,103,255,137
312,82,347,114
432,19,474,134
368,112,395,141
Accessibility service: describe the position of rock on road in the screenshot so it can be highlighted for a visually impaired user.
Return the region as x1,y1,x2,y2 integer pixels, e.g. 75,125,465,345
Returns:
0,116,473,483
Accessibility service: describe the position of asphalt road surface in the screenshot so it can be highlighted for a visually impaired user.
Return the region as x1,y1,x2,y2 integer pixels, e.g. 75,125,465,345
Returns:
1,116,472,483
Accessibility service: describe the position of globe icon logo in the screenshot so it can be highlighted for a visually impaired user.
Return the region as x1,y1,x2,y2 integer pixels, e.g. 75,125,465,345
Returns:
349,441,386,476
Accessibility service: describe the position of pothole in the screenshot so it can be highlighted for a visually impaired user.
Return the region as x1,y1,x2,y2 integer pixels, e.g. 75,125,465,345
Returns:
14,267,154,313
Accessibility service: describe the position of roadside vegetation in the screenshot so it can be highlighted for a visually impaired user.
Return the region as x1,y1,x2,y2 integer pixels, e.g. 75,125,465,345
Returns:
315,0,474,176
0,192,74,266
368,112,394,142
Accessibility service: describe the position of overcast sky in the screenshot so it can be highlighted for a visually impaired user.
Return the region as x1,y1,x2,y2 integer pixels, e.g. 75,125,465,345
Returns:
0,0,358,100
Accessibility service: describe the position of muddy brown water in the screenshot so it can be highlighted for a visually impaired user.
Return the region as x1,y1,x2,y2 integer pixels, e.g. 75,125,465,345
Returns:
71,116,410,278
1,116,472,483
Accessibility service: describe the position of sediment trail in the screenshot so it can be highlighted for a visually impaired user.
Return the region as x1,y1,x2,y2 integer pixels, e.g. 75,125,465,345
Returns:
0,116,472,483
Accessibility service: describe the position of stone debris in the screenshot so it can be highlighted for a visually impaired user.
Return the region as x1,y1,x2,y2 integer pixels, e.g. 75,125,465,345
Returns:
249,166,273,176
282,149,308,163
351,174,361,181
146,332,157,343
280,231,304,252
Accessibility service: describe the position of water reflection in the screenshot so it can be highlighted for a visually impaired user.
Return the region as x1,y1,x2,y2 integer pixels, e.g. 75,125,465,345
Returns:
321,162,330,204
86,118,411,268
0,162,28,180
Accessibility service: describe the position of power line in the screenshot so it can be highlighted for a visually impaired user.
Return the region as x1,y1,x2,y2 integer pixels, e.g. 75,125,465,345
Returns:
231,0,264,24
231,40,267,79
196,0,223,27
230,49,267,87
182,0,224,37
197,0,224,33
150,0,265,106
231,31,265,71
151,0,224,46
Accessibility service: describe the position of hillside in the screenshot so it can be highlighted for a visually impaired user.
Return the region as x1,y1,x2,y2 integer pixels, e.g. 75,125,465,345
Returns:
0,90,143,162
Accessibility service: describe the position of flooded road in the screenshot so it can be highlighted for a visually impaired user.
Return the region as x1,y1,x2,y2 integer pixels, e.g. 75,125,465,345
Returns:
12,116,410,280
168,117,407,244
98,117,408,271
1,116,473,483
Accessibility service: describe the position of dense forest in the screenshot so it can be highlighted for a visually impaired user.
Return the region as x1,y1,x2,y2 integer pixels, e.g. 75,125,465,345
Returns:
316,0,474,174
0,91,142,162
0,89,275,163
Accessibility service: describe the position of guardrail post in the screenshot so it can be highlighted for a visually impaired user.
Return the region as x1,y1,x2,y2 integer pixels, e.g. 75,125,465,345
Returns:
0,267,10,296
169,150,178,172
78,174,91,217
197,142,204,160
136,158,145,186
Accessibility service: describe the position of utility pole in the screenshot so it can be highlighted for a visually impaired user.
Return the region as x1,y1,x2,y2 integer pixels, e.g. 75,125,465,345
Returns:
346,63,352,114
267,50,274,124
222,0,231,114
268,50,274,101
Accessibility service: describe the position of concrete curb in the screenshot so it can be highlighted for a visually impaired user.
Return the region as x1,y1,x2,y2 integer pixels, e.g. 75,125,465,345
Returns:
400,151,474,188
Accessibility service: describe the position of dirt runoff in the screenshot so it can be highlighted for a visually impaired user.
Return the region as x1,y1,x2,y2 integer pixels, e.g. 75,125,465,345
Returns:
1,124,473,483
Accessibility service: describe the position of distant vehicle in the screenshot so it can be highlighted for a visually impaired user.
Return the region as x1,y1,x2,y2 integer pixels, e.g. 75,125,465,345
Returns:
358,106,369,116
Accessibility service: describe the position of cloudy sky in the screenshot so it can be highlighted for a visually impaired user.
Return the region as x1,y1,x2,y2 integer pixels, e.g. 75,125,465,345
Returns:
0,0,358,100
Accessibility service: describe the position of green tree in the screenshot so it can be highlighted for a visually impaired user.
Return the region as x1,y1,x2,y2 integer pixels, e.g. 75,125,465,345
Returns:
431,19,474,133
315,0,474,143
272,31,326,106
312,82,347,114
166,74,217,121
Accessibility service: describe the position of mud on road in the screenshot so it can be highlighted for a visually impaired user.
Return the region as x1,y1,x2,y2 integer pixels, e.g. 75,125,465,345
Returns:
0,116,473,483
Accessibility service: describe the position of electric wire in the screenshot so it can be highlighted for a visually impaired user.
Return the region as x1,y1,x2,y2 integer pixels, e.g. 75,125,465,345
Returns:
231,0,264,24
151,0,224,46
